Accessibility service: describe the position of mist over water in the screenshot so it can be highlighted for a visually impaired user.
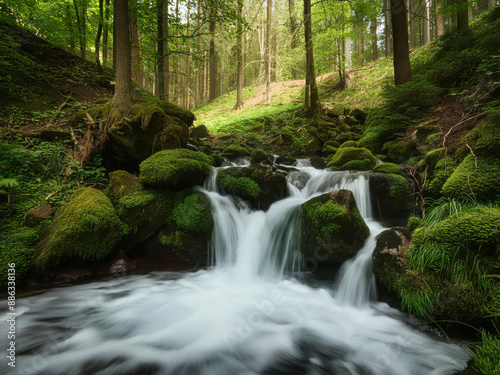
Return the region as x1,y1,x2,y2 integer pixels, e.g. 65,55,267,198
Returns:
0,160,470,375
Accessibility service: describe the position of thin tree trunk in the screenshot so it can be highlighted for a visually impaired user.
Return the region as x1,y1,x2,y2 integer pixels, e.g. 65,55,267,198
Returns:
175,0,181,105
371,16,378,61
423,0,431,44
304,0,318,114
457,0,469,32
113,17,116,69
66,3,76,52
391,0,412,84
436,1,444,36
130,0,143,84
361,17,365,65
72,0,84,58
95,0,104,73
103,0,110,67
184,3,191,109
82,0,87,58
385,0,392,57
258,17,265,83
164,0,170,101
265,0,272,102
488,0,497,9
209,13,217,100
409,0,417,49
157,0,165,100
194,0,201,107
289,0,297,79
203,50,207,102
235,0,244,109
112,0,133,110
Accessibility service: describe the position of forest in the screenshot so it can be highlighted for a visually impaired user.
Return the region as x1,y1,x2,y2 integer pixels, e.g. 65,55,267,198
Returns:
0,0,500,374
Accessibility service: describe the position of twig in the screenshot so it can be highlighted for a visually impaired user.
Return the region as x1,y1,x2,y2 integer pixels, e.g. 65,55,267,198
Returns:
409,166,428,217
442,112,485,157
45,191,58,200
466,144,478,172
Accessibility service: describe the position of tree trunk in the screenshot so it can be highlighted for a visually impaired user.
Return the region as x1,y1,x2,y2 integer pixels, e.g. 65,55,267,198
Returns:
209,13,217,100
235,0,244,109
457,0,469,32
157,0,165,100
175,0,181,105
289,0,297,79
436,1,444,36
82,0,87,58
203,50,208,102
360,17,365,65
112,0,133,110
304,0,318,114
103,0,110,67
72,0,85,58
489,0,497,9
423,0,431,44
265,0,272,102
113,17,116,69
164,0,170,102
194,0,201,107
95,0,104,73
371,16,378,61
130,0,143,84
258,17,265,83
184,3,191,109
391,0,412,84
408,0,417,49
385,0,392,57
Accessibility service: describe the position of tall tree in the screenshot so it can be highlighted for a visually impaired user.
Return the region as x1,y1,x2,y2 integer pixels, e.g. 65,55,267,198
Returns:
371,15,378,61
103,0,110,67
157,0,165,100
385,0,392,57
436,1,444,36
304,0,318,114
112,0,133,110
408,0,417,49
288,0,298,79
194,0,201,107
184,2,191,108
164,0,170,101
175,0,181,104
391,0,412,84
423,0,431,44
209,12,217,100
265,0,272,102
130,0,143,84
235,0,245,109
457,0,469,32
95,0,104,73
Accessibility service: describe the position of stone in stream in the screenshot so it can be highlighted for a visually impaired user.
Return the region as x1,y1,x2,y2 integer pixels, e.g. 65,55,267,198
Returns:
301,190,369,268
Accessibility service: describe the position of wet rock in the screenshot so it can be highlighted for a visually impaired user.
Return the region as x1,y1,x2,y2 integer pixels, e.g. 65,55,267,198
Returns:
310,155,326,169
24,204,54,227
275,156,296,166
288,171,312,190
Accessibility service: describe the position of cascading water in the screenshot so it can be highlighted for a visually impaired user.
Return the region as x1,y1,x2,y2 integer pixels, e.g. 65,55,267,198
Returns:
0,160,470,375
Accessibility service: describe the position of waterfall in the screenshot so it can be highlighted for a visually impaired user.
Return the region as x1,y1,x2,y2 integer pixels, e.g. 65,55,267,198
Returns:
0,160,470,375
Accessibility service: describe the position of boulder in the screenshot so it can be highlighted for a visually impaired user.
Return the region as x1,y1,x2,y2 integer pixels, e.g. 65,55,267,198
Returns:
288,171,312,190
275,156,296,166
24,204,54,227
310,156,326,169
140,149,214,190
108,170,140,198
369,173,413,227
372,162,400,175
372,227,411,291
33,188,123,270
190,124,210,139
301,190,369,267
327,147,377,171
251,149,271,164
216,164,287,210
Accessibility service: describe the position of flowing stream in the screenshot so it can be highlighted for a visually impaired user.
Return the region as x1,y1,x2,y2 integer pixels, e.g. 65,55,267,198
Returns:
0,161,470,375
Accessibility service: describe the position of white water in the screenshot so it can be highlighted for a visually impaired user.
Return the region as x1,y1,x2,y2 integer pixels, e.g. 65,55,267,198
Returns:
0,160,470,375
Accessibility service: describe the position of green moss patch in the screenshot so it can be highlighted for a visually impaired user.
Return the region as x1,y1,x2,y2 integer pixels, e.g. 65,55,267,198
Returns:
172,191,214,233
373,162,400,174
303,201,344,239
327,147,377,171
34,188,123,270
140,149,213,190
217,173,261,200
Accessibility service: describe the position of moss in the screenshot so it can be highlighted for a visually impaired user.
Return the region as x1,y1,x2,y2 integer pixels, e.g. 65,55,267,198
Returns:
407,216,421,232
423,148,445,170
217,173,260,200
327,147,377,171
222,145,250,156
303,201,344,239
339,140,358,148
438,282,485,322
251,149,270,164
322,145,338,157
33,188,123,270
335,132,353,144
442,154,500,201
0,227,40,286
140,149,213,190
395,269,440,317
171,192,214,233
108,170,140,199
425,158,455,197
388,174,410,200
211,153,224,167
158,230,184,248
119,189,156,209
373,162,400,174
385,138,418,163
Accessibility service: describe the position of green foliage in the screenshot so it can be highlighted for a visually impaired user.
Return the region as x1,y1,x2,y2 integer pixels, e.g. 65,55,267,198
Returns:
373,162,400,174
172,193,214,233
474,330,500,375
425,158,456,197
466,101,500,156
251,149,269,164
395,269,439,318
442,154,500,201
407,216,422,232
216,173,260,200
34,188,123,270
327,147,377,171
303,201,343,239
140,149,214,190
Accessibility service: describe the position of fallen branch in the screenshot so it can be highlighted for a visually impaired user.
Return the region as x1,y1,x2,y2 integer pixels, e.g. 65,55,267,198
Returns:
442,112,485,157
409,166,428,217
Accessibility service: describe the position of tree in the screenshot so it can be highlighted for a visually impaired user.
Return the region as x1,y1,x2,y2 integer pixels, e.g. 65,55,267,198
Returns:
184,1,191,109
103,0,111,67
95,0,104,73
265,0,272,102
112,0,133,110
288,0,298,79
457,0,469,32
423,0,431,44
209,11,217,100
157,0,165,100
234,0,245,109
385,0,392,56
436,1,444,36
304,0,318,114
194,0,201,107
390,0,412,84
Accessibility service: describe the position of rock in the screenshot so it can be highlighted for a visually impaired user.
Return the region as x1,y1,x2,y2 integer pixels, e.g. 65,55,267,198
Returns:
301,190,369,267
251,149,271,164
24,204,54,227
335,132,353,144
288,171,312,190
351,108,368,125
221,145,250,158
411,118,440,150
343,115,360,126
305,138,323,155
339,140,358,148
190,124,210,139
372,162,400,174
216,164,287,210
108,170,140,198
327,147,377,171
275,156,296,165
325,103,345,118
140,148,214,190
107,254,136,275
310,156,326,169
369,173,413,227
185,143,199,151
107,100,193,166
437,282,484,323
33,188,123,270
372,227,411,290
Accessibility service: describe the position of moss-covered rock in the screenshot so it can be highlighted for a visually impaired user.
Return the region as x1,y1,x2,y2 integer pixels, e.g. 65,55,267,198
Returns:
33,188,123,270
171,190,214,233
372,227,411,291
370,173,413,226
310,155,326,169
190,124,210,139
140,149,213,190
211,153,224,167
327,147,377,171
335,132,353,144
437,282,485,323
23,204,54,227
216,164,287,210
108,170,140,199
425,158,455,197
442,154,500,201
372,162,400,174
339,140,358,148
301,190,369,267
221,145,250,157
251,149,270,164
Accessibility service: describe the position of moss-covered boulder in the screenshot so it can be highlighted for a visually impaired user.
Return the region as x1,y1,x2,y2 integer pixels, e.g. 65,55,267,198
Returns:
140,149,213,190
33,188,123,270
301,190,369,267
108,170,141,198
190,124,210,139
115,187,173,252
310,155,326,169
370,173,413,226
142,190,214,266
106,99,193,166
442,154,500,201
251,149,271,164
425,158,455,197
372,162,400,174
372,227,411,291
216,164,287,210
327,147,377,171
